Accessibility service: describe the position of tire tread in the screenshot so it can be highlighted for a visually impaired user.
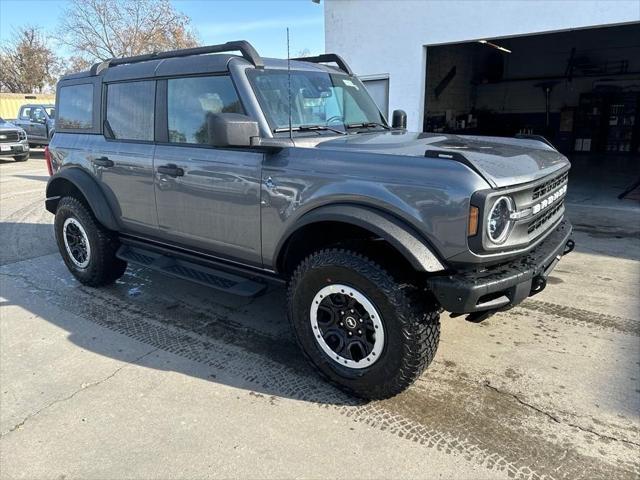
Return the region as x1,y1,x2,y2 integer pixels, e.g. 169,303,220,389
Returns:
55,196,126,287
287,248,440,399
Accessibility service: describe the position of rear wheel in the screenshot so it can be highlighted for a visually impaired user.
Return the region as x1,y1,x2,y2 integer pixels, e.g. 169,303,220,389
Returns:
54,197,127,286
288,249,440,399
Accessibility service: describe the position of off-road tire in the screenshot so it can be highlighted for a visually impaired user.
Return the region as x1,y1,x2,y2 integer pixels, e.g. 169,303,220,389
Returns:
14,153,29,162
54,196,127,287
288,248,440,399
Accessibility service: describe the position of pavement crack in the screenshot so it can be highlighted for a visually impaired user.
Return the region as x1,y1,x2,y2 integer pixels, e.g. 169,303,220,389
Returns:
483,381,640,448
484,381,562,422
0,270,61,295
0,348,159,438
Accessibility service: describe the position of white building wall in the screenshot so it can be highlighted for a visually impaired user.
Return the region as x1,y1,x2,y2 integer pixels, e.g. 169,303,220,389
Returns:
324,0,640,131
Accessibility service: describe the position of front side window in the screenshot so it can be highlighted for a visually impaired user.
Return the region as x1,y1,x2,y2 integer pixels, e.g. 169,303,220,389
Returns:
167,75,243,144
248,70,385,133
106,81,155,141
31,107,45,122
58,84,93,129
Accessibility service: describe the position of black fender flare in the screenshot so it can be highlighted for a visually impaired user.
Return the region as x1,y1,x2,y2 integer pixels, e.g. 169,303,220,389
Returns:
45,167,119,231
275,204,445,273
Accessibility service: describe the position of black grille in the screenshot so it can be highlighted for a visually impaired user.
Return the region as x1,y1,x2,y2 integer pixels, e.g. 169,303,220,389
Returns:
0,131,20,143
532,171,568,200
528,200,564,234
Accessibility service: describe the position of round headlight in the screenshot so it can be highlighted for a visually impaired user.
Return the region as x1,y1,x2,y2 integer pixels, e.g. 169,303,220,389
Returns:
487,196,513,244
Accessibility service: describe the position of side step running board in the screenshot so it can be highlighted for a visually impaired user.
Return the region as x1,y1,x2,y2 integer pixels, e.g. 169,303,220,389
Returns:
116,245,267,297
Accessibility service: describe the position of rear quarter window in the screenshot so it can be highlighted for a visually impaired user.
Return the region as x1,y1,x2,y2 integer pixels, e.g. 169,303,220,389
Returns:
57,84,93,129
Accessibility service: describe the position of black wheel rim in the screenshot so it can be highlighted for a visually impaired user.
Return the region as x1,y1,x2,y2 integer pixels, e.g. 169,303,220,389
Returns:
310,284,384,369
63,217,90,268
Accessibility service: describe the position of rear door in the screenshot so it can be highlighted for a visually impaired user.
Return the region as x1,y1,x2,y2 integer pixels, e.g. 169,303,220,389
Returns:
152,75,263,266
98,80,158,234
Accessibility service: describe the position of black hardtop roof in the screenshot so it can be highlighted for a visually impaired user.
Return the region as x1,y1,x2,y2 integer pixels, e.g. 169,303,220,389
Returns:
58,40,352,84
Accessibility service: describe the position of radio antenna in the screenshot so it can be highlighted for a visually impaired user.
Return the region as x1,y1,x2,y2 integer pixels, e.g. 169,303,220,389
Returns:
287,27,293,140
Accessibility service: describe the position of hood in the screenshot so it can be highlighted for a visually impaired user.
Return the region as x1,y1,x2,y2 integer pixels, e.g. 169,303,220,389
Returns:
0,119,19,131
299,131,569,188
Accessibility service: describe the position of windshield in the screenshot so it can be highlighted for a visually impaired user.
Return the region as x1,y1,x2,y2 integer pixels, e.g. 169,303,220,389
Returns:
247,70,386,133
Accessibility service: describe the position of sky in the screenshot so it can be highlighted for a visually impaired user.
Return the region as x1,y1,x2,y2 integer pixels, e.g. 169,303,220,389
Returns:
0,0,325,58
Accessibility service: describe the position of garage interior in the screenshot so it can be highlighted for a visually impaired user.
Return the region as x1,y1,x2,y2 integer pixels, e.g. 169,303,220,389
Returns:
423,23,640,210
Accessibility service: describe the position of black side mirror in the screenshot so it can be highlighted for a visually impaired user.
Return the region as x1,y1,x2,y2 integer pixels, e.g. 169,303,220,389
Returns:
392,109,407,129
204,113,260,147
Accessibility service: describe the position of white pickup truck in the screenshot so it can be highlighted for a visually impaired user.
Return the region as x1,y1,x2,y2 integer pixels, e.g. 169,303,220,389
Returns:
0,117,29,161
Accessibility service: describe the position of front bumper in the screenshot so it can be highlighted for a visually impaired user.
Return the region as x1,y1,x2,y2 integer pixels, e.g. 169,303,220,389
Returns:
0,142,29,155
427,219,573,315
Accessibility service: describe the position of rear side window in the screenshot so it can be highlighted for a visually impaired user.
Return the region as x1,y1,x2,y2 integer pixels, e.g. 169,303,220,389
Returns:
58,84,93,129
106,81,155,141
167,76,243,144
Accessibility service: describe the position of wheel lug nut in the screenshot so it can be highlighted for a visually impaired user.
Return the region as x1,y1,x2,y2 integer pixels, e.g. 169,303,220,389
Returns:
340,311,344,315
357,330,362,335
348,332,352,336
339,322,344,326
350,309,354,313
359,318,363,323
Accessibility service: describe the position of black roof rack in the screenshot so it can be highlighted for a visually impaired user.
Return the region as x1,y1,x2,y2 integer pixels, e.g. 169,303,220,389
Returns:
89,40,264,75
291,53,353,76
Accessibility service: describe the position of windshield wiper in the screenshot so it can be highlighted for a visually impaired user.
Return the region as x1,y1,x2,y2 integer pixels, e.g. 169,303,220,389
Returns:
345,122,391,131
274,125,347,135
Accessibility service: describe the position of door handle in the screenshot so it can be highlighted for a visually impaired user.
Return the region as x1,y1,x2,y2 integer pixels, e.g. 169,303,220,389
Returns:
157,164,184,177
92,156,114,167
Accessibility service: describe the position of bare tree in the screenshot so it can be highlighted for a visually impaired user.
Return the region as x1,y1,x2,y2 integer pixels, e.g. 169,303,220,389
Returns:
0,26,59,93
61,56,93,76
57,0,199,64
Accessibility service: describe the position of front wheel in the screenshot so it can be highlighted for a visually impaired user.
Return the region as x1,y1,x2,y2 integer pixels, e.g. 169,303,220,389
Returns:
54,197,127,287
14,153,29,162
288,249,440,399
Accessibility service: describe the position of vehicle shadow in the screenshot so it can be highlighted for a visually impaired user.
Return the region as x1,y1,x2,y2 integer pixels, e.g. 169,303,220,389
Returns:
29,148,46,160
14,174,48,182
1,253,366,407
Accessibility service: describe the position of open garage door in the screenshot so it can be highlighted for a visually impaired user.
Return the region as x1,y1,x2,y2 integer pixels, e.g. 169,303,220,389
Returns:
424,23,640,205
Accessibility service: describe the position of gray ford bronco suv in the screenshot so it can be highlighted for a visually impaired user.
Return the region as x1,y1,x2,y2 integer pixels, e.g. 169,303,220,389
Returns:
46,41,574,399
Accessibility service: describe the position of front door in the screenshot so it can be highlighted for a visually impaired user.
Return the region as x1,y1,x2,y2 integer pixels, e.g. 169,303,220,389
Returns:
29,107,48,142
153,75,262,266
